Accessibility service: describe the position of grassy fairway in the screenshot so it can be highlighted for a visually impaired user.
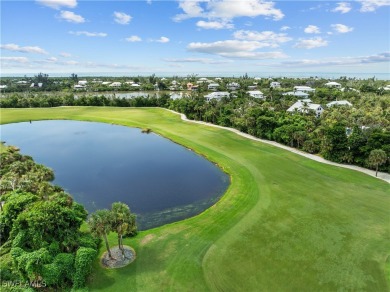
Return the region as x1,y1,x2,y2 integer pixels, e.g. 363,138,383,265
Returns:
1,107,389,291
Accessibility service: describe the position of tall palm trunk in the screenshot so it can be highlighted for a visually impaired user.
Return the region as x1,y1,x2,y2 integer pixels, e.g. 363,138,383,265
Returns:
103,232,113,259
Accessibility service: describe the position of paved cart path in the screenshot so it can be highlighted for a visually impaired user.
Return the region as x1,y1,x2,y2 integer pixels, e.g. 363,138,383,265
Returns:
166,109,390,184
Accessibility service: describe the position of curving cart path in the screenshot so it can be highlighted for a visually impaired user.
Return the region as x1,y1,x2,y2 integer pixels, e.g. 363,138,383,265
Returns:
166,109,390,184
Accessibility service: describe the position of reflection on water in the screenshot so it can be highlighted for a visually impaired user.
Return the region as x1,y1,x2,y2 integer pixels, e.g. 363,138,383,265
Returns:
1,120,229,229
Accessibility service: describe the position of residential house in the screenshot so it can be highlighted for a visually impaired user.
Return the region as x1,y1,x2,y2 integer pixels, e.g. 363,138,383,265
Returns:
109,82,122,87
204,92,230,101
283,91,309,98
247,90,264,99
293,86,315,93
227,82,240,90
326,100,352,107
78,80,88,86
187,83,194,90
325,81,342,88
208,83,220,91
247,85,257,90
287,99,323,117
270,81,281,88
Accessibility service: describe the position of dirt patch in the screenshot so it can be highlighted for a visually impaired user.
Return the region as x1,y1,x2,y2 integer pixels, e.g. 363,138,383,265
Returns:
140,234,155,246
101,245,136,269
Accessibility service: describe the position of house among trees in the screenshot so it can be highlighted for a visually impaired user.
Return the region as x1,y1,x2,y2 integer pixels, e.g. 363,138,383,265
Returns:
326,100,353,107
283,91,310,98
204,92,230,101
287,99,323,117
109,82,122,87
270,81,281,88
325,81,342,88
247,90,264,99
227,82,240,90
293,86,315,93
208,83,220,91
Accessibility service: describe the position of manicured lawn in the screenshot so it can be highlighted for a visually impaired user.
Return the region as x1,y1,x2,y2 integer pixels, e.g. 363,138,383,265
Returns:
1,107,389,291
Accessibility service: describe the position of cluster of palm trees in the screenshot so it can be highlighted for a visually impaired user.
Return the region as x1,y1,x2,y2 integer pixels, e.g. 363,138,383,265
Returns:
88,202,137,260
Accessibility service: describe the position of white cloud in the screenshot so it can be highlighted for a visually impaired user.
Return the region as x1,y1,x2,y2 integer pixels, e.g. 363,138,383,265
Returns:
174,0,284,22
196,20,233,30
46,57,58,62
332,2,352,13
294,37,328,49
113,11,132,25
304,25,321,34
187,40,287,59
156,36,170,43
36,0,77,10
0,43,48,54
274,52,390,67
125,35,142,42
164,58,232,64
233,30,292,47
0,57,30,63
331,24,354,33
59,52,72,57
173,1,204,21
280,26,291,31
58,10,85,23
69,31,107,37
358,0,390,12
207,0,284,20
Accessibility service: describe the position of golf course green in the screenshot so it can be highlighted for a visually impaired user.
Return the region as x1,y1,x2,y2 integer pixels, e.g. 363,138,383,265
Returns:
1,107,389,291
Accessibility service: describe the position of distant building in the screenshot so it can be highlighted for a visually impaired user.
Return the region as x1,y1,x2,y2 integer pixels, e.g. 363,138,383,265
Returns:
247,90,264,99
287,99,323,117
270,81,281,88
204,92,230,101
227,82,240,90
78,80,88,86
208,83,220,91
325,81,342,88
327,100,352,107
293,86,315,93
109,82,122,87
283,91,309,98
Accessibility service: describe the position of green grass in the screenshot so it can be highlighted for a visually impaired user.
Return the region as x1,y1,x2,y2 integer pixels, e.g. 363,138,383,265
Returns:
1,107,389,291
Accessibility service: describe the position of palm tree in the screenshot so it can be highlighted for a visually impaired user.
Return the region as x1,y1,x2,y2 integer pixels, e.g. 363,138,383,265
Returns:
88,209,113,259
111,202,136,259
368,149,388,177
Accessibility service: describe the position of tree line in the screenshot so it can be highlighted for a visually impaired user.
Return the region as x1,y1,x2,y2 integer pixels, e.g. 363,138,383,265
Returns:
1,87,389,173
0,147,137,290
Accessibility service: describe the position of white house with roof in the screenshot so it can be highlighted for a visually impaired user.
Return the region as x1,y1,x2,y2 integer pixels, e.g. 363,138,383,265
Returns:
247,90,264,99
0,85,8,89
78,80,88,86
109,82,122,87
205,92,230,101
326,100,352,107
381,85,390,91
270,81,281,88
294,86,315,93
325,81,342,88
247,85,257,90
227,82,240,90
283,91,310,98
101,81,111,85
208,83,220,91
74,84,86,90
287,99,323,117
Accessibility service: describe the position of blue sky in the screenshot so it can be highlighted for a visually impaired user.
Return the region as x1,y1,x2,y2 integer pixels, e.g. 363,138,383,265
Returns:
1,0,389,76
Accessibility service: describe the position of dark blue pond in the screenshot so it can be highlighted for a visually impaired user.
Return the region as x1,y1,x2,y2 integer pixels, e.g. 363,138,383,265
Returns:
0,120,229,229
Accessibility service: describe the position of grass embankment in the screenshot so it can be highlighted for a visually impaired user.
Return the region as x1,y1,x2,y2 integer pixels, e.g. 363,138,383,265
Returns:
1,107,389,291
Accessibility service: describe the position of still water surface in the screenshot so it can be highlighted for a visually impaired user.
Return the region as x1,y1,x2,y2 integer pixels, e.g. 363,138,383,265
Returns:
1,120,229,229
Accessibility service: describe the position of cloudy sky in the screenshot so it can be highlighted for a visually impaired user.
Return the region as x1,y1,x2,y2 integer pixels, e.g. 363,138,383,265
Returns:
1,0,389,76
